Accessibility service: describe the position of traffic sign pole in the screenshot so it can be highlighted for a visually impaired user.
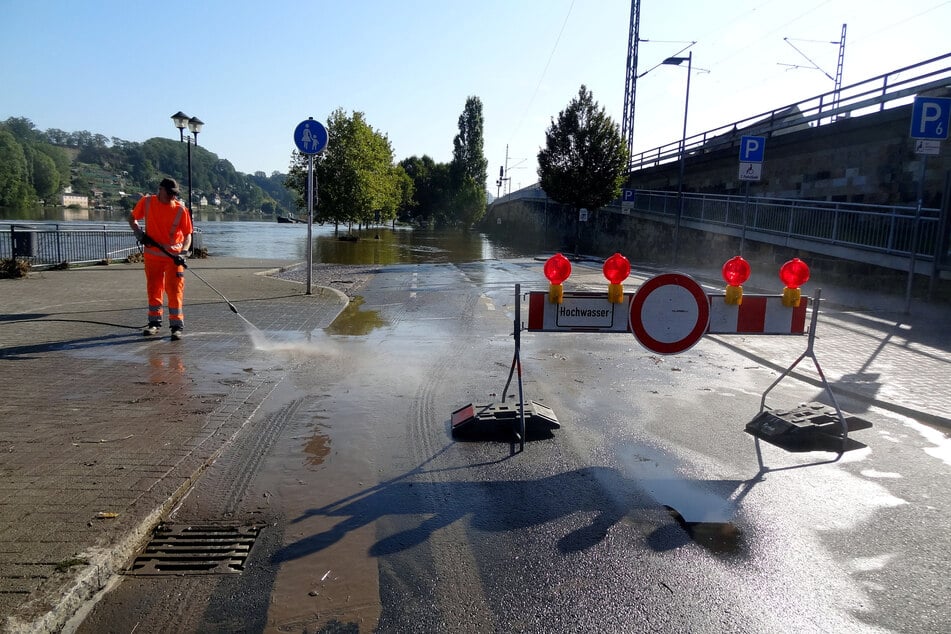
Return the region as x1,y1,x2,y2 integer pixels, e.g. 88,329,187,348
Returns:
307,154,314,294
293,118,329,295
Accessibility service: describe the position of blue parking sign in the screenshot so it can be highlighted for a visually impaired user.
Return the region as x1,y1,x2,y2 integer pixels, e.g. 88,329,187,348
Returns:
622,188,636,203
739,136,765,163
910,97,951,140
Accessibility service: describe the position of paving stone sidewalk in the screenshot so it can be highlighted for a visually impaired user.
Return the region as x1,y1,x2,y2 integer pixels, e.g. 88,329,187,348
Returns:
0,258,350,633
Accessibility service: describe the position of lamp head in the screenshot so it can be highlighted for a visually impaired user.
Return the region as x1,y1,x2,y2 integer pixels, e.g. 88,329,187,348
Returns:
170,111,189,130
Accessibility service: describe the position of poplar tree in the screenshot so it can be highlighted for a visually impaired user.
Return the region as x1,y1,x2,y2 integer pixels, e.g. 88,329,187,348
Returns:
450,96,488,228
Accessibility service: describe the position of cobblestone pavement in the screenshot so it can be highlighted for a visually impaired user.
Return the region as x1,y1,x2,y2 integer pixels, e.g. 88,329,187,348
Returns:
1,255,949,633
0,258,352,633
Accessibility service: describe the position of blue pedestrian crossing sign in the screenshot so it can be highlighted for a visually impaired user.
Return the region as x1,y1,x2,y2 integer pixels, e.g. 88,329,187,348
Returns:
739,136,766,163
910,96,951,140
294,118,329,154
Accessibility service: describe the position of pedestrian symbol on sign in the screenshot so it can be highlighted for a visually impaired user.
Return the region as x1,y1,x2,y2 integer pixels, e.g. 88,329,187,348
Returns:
293,118,328,155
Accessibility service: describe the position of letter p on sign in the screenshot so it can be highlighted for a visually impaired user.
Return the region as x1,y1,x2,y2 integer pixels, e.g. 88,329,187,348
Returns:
910,96,951,140
739,136,765,163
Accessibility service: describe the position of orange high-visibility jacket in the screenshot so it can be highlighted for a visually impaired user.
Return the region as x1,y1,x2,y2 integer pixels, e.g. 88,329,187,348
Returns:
132,195,193,257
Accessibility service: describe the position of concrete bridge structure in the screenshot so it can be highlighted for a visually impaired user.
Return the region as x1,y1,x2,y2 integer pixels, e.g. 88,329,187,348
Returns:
482,53,951,298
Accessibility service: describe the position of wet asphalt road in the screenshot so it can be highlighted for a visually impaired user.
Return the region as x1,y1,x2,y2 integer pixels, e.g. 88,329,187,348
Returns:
75,259,951,633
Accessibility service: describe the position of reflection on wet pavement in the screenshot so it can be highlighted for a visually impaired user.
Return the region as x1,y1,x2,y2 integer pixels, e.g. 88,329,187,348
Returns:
304,418,331,467
324,297,387,336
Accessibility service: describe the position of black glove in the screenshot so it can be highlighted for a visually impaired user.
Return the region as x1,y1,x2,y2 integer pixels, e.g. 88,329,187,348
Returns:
173,255,187,267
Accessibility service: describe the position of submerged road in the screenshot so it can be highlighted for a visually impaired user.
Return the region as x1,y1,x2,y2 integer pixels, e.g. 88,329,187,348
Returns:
23,259,951,632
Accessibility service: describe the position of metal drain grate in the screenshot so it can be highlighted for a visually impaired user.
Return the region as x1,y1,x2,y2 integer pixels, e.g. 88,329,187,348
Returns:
126,524,261,575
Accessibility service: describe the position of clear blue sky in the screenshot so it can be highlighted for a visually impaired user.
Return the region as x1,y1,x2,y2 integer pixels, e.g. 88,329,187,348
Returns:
2,0,948,194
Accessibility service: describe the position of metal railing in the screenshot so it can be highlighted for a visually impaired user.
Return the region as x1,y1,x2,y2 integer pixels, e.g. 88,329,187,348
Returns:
1,223,204,269
618,190,944,268
490,187,944,271
628,52,951,171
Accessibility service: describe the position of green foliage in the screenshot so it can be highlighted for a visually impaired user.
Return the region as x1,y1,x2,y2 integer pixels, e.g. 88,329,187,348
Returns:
537,85,628,214
451,96,488,188
28,148,60,200
0,116,291,214
449,96,488,228
0,129,33,207
453,176,486,228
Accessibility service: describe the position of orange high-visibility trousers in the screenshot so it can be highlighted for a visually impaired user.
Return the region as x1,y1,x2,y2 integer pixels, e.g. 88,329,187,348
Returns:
143,253,185,328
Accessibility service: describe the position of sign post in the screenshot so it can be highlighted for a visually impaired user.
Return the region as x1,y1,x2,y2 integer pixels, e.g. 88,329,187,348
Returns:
293,118,329,294
738,136,766,255
905,97,950,311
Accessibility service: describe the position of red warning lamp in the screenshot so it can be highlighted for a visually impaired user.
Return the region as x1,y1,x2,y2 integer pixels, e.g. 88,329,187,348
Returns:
721,255,750,305
779,257,810,307
544,253,572,304
602,253,630,303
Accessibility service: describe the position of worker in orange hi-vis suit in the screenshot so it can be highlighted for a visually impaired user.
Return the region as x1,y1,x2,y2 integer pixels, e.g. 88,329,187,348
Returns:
127,178,193,341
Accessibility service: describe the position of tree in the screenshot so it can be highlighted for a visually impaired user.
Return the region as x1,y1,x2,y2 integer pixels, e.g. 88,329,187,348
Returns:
0,130,32,208
287,109,402,230
537,84,628,244
453,176,486,229
451,96,488,188
28,148,60,201
450,96,488,228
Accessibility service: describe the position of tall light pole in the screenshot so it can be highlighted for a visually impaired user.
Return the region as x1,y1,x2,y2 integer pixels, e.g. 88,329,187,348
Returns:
170,111,204,217
662,51,691,264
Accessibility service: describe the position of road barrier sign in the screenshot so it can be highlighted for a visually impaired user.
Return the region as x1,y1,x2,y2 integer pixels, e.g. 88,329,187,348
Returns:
452,255,858,454
527,292,631,332
628,273,709,354
708,295,808,334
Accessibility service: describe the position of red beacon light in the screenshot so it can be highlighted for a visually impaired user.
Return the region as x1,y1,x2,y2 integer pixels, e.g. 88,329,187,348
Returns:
544,253,572,304
602,253,631,303
721,255,750,306
779,257,810,307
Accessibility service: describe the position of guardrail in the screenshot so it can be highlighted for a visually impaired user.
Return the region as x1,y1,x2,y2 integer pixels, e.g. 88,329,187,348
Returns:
489,187,946,273
1,223,204,269
625,190,943,263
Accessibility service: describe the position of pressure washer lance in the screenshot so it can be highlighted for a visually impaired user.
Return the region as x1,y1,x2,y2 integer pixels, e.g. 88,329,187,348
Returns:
139,234,240,314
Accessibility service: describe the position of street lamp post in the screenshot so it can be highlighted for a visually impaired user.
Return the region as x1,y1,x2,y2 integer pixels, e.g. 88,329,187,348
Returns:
170,111,204,217
662,51,692,264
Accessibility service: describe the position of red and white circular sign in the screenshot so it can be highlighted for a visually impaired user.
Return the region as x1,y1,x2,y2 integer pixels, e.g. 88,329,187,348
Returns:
629,273,710,354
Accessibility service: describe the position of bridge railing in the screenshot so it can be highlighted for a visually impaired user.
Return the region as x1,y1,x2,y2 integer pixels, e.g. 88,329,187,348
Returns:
628,52,951,172
630,190,942,261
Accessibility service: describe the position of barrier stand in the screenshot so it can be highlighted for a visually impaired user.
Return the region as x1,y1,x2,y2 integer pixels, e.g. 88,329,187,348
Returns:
451,255,871,454
450,282,560,453
744,288,873,454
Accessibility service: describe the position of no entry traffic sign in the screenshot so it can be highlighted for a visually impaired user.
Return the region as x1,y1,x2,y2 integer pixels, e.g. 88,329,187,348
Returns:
629,273,709,354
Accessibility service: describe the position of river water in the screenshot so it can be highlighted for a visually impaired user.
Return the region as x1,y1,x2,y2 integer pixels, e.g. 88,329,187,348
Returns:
0,207,533,264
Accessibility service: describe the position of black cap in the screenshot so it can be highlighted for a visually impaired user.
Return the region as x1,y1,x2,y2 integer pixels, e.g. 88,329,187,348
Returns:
159,178,180,196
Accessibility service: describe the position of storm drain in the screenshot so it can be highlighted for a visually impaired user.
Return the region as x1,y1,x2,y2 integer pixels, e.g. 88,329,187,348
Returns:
126,524,261,575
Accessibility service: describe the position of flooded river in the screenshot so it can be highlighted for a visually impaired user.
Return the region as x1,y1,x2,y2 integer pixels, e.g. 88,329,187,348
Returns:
0,207,535,264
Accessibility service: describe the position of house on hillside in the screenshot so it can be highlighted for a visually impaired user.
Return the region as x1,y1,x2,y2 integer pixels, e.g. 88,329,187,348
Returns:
61,193,89,208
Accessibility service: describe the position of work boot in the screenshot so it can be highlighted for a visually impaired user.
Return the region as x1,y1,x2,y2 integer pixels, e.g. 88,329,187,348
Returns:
143,322,161,336
170,326,184,341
